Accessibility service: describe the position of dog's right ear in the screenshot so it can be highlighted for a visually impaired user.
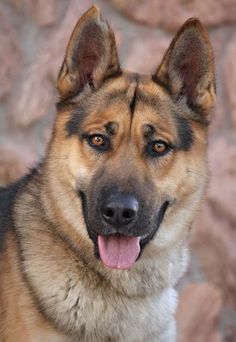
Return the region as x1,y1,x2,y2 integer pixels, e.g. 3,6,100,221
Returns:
57,6,120,100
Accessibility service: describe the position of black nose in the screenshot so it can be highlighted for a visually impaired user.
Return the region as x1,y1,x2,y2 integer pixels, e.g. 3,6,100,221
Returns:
100,193,139,226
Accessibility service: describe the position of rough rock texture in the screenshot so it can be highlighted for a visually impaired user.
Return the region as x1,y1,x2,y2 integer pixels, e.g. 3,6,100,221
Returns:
176,283,222,342
0,143,35,186
192,139,236,307
109,0,236,31
0,5,22,100
0,0,236,340
223,35,236,132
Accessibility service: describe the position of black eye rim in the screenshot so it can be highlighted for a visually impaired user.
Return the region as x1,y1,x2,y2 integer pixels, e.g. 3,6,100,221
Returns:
86,133,111,151
146,139,173,158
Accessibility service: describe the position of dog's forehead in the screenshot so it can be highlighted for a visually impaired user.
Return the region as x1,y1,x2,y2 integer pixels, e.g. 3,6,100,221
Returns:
64,71,185,142
82,72,175,125
100,72,165,108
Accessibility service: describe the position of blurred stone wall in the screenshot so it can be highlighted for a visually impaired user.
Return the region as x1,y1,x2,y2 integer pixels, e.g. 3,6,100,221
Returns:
0,0,236,340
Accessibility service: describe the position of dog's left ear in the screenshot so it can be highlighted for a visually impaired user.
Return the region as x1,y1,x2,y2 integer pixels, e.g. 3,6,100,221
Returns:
57,6,120,100
154,18,216,114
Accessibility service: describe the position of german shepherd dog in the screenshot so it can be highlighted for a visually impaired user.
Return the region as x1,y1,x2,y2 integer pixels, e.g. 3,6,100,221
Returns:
0,6,215,342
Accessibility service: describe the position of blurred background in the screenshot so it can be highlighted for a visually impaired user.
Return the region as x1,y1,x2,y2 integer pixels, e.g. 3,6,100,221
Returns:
0,0,236,340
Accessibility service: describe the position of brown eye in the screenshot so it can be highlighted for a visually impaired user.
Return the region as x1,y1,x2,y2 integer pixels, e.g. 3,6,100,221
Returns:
91,135,105,146
87,134,110,151
152,141,168,154
146,140,170,157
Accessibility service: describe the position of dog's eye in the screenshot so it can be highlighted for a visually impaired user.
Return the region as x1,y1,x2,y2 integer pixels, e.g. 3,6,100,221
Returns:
90,135,105,146
152,141,168,154
87,134,110,151
146,140,171,157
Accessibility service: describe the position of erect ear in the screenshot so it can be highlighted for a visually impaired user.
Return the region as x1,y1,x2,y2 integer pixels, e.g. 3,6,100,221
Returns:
57,6,120,100
154,18,216,114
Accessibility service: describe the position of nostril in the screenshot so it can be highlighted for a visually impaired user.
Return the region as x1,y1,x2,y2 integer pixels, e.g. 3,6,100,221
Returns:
123,209,135,220
103,208,114,219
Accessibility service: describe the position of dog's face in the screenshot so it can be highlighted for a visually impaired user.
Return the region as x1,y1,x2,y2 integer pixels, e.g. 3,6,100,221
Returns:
48,7,215,270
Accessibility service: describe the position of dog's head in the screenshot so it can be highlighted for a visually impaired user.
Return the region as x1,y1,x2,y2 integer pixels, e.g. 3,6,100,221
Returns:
47,6,215,270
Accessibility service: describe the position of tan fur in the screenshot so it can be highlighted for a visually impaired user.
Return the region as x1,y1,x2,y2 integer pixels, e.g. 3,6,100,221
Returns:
0,7,215,341
0,232,68,341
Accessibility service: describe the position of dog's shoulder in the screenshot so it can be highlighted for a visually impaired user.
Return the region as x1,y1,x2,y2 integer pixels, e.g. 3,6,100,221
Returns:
0,167,39,252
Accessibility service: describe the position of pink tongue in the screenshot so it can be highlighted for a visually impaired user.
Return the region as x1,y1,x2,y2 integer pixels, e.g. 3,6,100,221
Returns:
98,235,140,270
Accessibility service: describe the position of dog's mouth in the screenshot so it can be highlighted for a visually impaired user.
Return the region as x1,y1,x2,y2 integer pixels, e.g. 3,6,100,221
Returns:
79,191,169,270
98,234,140,270
96,201,169,270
